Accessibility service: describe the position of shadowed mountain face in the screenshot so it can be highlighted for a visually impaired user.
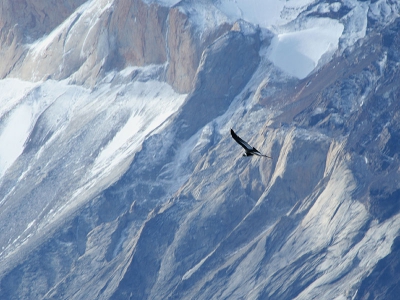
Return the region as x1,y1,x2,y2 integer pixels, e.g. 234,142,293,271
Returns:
0,0,399,299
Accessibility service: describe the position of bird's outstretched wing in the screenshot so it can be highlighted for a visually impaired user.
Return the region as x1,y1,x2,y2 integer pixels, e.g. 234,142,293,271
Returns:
230,129,253,151
231,128,272,159
231,128,253,151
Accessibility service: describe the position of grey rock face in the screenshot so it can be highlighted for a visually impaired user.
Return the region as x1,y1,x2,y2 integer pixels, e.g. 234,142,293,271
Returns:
0,0,230,91
166,6,231,93
0,0,86,78
109,0,170,67
176,28,261,139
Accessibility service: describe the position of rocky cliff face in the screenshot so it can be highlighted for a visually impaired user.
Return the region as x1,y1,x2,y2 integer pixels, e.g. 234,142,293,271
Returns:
166,5,231,93
1,0,400,299
0,0,86,77
1,0,229,91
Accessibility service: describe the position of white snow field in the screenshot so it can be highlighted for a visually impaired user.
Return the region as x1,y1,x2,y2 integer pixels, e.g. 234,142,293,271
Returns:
267,18,344,79
215,0,370,78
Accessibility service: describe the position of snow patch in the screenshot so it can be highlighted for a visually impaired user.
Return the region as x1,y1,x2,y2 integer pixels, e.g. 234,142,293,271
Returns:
90,80,186,178
0,105,33,177
0,74,186,258
0,79,62,178
267,18,344,79
0,80,38,119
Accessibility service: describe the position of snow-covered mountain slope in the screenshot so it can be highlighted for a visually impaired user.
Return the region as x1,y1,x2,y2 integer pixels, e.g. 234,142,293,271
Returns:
0,0,400,299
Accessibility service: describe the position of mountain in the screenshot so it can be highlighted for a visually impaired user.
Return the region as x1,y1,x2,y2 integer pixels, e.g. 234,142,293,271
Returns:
0,0,399,299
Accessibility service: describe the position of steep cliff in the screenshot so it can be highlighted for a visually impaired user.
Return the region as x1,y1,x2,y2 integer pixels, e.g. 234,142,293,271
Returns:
1,0,230,91
166,4,231,93
0,0,86,77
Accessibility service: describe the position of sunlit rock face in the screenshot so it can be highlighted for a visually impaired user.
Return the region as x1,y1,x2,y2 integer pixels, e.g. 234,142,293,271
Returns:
0,0,230,91
0,1,400,299
0,0,87,78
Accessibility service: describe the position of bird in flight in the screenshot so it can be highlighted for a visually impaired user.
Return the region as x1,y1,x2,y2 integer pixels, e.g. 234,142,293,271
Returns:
230,128,271,158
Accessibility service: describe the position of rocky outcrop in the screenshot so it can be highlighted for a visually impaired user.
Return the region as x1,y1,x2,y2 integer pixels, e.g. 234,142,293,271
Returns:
175,26,261,139
356,236,400,300
0,0,86,42
109,0,169,67
166,6,231,93
1,0,231,91
166,7,201,93
0,0,86,78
